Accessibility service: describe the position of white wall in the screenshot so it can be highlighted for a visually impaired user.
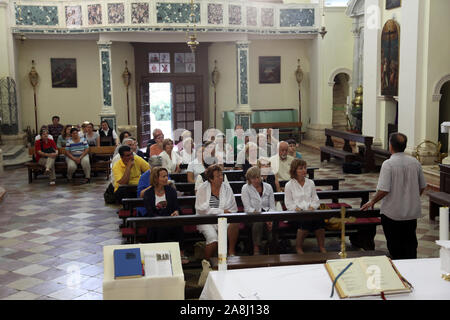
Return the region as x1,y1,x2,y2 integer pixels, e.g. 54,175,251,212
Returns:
308,7,354,139
424,0,450,144
208,39,311,132
17,39,136,130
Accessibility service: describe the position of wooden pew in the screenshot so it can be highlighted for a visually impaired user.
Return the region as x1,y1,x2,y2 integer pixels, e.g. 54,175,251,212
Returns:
320,128,375,172
120,189,377,247
174,178,345,194
209,250,387,270
25,145,116,182
125,208,381,255
428,164,450,221
170,167,319,183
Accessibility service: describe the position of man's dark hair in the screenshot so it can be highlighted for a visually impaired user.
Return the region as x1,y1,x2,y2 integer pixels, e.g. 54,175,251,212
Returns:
118,145,131,157
70,127,79,134
52,116,60,121
101,120,110,128
389,132,407,153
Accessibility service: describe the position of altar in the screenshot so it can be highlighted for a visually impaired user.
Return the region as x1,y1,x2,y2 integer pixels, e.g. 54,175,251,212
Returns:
200,258,450,300
103,242,185,300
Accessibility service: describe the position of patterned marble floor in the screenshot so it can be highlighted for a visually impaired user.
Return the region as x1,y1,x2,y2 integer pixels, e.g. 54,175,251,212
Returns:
0,146,442,300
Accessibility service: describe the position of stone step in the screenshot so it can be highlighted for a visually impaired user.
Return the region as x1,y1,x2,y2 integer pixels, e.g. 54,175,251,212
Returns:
1,145,26,160
3,148,32,168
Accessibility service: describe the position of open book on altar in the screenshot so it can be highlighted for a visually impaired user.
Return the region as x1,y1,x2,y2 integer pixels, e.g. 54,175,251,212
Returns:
325,255,412,299
143,251,173,278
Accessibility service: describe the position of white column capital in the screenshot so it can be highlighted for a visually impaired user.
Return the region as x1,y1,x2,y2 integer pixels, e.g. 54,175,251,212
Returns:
236,40,250,48
97,40,112,49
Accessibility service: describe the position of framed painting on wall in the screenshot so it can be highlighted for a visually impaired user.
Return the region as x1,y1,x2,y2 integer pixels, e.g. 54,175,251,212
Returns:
381,20,400,96
51,58,77,88
386,0,401,10
259,56,281,84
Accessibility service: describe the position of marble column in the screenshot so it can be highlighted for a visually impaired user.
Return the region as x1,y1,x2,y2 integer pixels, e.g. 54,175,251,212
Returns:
362,0,382,146
97,41,116,129
0,0,23,141
0,0,11,78
235,41,251,131
398,0,425,155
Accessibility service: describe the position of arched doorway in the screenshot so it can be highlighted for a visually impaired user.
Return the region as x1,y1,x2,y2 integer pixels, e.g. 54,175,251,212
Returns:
438,81,450,153
332,73,350,131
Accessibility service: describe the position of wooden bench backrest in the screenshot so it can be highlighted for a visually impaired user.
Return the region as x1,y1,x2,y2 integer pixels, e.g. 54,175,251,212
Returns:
89,146,116,155
126,208,381,228
324,128,373,145
122,189,375,211
251,122,302,129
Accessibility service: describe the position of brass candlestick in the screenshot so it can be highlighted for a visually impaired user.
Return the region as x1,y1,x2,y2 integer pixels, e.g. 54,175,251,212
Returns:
328,207,356,259
122,60,131,125
28,60,39,135
211,60,220,128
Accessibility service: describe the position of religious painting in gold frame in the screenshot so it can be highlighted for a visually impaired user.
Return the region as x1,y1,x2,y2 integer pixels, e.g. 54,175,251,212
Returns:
381,20,400,97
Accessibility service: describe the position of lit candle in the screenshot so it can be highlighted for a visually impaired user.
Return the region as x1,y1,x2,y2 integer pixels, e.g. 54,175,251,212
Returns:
440,207,449,241
218,217,228,271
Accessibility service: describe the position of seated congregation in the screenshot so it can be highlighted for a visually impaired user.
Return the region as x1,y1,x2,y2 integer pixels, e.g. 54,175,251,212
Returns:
115,126,390,268
30,119,420,268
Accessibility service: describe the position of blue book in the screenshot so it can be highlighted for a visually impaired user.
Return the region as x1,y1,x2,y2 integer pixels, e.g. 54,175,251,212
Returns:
113,248,143,279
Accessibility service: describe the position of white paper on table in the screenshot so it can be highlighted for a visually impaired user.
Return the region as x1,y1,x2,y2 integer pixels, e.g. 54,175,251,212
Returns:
143,251,173,278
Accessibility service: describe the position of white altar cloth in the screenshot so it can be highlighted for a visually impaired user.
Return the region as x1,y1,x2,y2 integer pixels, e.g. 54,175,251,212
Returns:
103,242,185,300
200,258,450,300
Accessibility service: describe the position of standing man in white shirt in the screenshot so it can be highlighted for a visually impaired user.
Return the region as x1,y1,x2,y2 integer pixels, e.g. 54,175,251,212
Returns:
362,133,427,259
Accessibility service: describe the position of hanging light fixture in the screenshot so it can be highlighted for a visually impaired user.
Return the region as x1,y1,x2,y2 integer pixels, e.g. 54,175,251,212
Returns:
319,0,327,39
186,0,199,52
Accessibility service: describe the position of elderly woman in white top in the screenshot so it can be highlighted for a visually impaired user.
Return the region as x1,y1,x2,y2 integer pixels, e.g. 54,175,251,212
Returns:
241,166,276,255
160,138,181,174
284,158,325,254
195,164,239,259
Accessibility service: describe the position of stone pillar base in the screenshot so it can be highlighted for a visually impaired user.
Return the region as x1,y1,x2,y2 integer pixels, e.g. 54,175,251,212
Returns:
234,111,252,131
0,133,27,147
305,124,330,142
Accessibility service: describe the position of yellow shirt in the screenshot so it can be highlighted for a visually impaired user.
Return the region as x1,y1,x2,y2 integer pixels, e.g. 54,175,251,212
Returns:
112,155,150,191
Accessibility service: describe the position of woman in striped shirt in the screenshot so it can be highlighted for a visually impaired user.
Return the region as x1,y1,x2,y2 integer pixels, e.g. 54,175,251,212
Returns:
195,165,238,260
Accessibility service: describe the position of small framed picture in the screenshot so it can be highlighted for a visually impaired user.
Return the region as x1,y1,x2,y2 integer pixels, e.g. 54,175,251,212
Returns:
386,0,401,10
160,53,170,63
160,64,170,73
259,56,281,84
149,63,160,73
149,53,160,63
51,58,77,88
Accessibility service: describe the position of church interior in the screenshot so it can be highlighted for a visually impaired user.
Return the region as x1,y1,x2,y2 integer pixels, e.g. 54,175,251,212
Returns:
0,0,449,301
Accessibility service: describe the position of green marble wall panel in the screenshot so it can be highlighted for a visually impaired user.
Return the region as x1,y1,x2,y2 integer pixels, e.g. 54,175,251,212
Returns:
156,2,200,24
15,5,59,26
280,8,315,27
101,51,112,107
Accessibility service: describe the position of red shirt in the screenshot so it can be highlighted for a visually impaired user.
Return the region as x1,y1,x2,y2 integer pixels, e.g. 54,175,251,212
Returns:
35,139,57,162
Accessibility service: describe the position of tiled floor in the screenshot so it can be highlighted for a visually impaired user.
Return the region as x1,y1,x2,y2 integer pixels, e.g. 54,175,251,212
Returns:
0,145,443,300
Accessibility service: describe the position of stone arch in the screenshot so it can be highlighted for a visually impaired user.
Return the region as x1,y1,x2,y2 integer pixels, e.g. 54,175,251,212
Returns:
328,68,352,86
433,74,450,102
